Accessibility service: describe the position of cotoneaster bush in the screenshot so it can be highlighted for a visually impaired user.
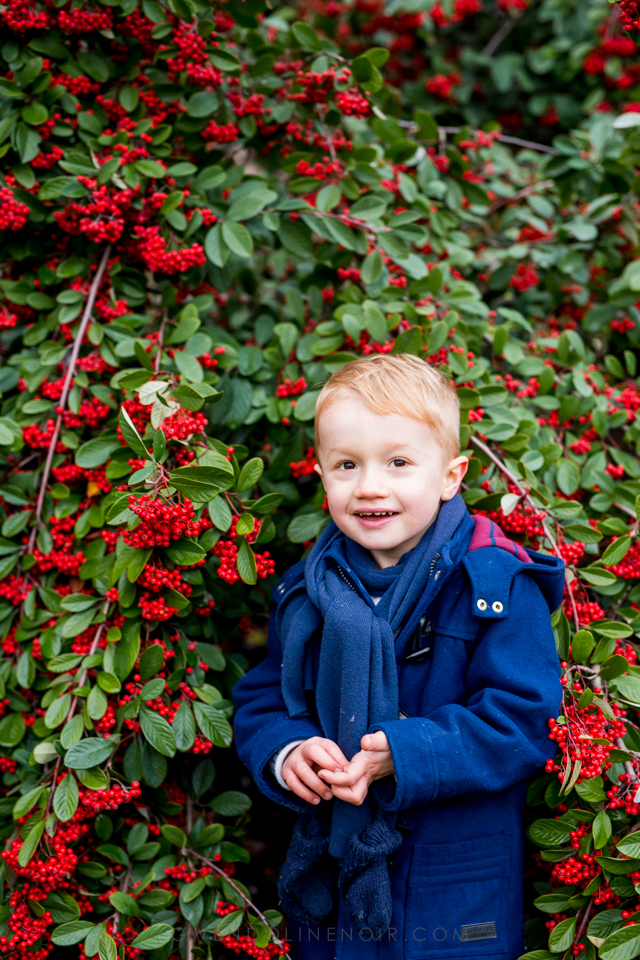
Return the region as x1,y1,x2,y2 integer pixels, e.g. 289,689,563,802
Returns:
294,0,640,140
1,0,640,958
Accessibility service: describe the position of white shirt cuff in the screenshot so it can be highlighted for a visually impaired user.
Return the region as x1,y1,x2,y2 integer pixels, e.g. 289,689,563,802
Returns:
269,740,307,790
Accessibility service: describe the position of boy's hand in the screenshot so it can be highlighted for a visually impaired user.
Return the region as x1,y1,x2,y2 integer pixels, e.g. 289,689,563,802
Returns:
281,737,349,806
317,731,394,806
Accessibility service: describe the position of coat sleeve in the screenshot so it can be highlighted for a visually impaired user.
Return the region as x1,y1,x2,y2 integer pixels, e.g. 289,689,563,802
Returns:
368,571,563,813
232,606,324,812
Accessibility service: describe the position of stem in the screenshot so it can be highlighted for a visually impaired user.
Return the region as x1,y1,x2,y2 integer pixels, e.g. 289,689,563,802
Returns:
154,309,168,374
496,134,558,155
28,245,112,553
186,850,275,932
575,897,593,944
482,17,516,57
488,181,555,213
470,435,580,631
437,126,559,155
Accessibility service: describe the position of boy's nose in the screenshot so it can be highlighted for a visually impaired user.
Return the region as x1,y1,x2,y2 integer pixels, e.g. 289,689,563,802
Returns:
354,471,390,500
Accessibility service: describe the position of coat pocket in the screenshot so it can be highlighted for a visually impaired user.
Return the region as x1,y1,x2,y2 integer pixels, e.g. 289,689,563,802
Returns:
404,833,510,959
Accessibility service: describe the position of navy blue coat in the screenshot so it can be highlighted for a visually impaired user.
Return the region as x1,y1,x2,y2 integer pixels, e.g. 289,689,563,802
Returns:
232,512,565,960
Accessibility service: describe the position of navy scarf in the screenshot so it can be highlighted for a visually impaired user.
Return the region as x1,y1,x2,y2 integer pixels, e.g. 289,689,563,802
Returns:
277,495,467,936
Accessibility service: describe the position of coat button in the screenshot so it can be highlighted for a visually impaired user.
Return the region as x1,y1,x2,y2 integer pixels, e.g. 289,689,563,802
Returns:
492,601,504,613
477,599,487,611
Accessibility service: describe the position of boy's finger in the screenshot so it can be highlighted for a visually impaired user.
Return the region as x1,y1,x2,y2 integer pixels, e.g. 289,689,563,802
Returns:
304,743,345,771
292,760,333,801
318,756,366,786
329,779,369,806
285,769,328,805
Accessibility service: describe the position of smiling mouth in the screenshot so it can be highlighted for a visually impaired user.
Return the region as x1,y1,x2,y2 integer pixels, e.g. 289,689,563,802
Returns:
356,511,398,518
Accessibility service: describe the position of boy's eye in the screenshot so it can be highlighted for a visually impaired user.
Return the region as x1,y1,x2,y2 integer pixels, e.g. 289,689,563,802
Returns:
392,459,407,467
338,461,356,470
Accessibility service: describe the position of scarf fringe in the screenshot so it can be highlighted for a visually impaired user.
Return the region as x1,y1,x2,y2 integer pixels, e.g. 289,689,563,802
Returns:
278,810,402,937
339,813,403,936
277,813,335,926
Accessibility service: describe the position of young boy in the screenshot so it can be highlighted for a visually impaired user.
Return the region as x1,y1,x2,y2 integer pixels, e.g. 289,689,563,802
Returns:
232,354,564,960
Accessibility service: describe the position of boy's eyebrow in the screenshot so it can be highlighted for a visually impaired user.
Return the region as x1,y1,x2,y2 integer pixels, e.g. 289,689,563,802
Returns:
325,442,420,457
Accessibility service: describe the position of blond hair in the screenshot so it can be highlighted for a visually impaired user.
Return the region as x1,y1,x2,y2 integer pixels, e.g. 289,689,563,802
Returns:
314,354,461,462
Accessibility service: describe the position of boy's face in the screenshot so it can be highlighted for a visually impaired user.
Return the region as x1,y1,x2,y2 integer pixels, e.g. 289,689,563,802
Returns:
314,392,468,569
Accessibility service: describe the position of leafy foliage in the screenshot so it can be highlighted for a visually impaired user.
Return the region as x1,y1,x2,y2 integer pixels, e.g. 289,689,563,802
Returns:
1,0,640,957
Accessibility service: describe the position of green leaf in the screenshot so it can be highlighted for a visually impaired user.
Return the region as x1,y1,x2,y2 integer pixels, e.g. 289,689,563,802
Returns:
602,535,632,566
221,221,254,257
362,300,388,344
210,791,252,816
108,891,139,916
359,250,382,286
291,21,321,50
616,830,640,858
548,916,576,952
599,924,640,959
53,774,79,822
13,785,45,820
237,457,264,491
170,466,227,501
161,824,187,846
571,630,594,664
98,932,117,960
18,819,45,866
164,536,206,566
193,701,233,747
130,924,174,950
52,922,96,946
139,707,176,757
592,810,612,853
529,819,571,845
236,538,257,585
65,738,117,770
76,438,121,469
0,713,26,747
227,188,277,222
216,910,244,936
173,702,196,751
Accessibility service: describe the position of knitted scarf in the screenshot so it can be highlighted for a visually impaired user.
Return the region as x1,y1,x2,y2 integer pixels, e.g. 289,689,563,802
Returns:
276,495,468,936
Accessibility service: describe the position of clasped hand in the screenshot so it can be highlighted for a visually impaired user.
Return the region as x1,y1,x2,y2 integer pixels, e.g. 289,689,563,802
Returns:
280,733,394,807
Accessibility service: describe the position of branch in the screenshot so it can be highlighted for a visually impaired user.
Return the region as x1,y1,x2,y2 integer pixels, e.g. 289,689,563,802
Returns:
186,850,276,934
437,126,559,155
482,17,516,57
487,181,555,213
575,896,594,944
470,434,580,631
28,245,112,553
154,309,168,374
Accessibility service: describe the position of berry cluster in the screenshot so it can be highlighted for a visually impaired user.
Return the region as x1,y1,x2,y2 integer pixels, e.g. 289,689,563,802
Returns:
124,496,199,548
0,187,29,231
546,702,627,783
132,226,206,274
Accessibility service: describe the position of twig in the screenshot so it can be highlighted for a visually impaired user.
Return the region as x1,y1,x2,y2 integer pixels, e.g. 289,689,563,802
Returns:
575,897,593,944
186,850,275,931
497,134,559,155
487,181,555,214
482,17,516,57
28,245,112,552
437,126,559,155
316,105,338,168
154,309,168,374
470,435,580,631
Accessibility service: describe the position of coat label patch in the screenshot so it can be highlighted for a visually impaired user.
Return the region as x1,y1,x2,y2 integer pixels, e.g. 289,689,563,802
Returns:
460,923,497,942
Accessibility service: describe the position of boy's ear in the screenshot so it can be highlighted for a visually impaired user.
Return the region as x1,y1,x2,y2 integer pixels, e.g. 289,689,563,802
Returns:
441,455,469,501
313,462,324,480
